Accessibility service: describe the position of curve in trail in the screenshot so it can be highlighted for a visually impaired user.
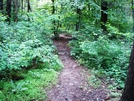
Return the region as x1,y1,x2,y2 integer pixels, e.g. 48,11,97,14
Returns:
46,36,109,101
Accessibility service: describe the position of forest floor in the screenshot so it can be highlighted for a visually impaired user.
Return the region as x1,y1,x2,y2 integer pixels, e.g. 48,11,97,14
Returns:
46,34,111,101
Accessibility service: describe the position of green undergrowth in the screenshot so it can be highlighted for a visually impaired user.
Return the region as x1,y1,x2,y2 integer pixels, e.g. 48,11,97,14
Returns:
0,12,63,101
69,28,133,97
0,67,59,101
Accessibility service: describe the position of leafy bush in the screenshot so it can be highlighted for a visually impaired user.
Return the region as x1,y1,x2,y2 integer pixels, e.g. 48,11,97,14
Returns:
70,36,130,86
106,24,134,41
0,11,63,101
0,11,63,78
0,31,62,72
72,25,102,41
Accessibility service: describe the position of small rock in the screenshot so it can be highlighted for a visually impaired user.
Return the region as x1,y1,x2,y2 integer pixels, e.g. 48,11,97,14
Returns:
58,52,65,55
69,92,74,94
56,85,60,88
82,98,86,100
105,95,110,100
79,86,83,90
69,83,74,86
74,81,78,84
72,65,77,68
65,98,73,101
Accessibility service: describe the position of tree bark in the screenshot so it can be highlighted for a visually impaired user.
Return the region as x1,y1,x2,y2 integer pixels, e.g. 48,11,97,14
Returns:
0,0,3,11
13,0,19,22
59,3,62,28
132,0,134,32
120,42,134,101
101,0,108,32
27,0,32,21
21,0,23,11
76,7,81,31
27,0,31,12
6,0,12,24
52,0,59,40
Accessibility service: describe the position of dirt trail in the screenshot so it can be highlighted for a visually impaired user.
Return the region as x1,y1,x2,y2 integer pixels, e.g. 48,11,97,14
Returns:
46,35,109,101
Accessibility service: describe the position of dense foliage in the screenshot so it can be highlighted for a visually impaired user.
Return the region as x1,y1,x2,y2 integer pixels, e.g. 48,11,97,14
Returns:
70,34,131,88
0,8,63,100
0,11,62,74
0,0,133,100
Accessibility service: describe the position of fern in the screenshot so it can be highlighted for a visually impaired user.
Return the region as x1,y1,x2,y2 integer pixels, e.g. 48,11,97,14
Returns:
10,80,28,93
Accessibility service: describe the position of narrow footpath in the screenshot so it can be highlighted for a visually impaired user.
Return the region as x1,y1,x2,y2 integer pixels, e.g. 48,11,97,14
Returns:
46,34,109,101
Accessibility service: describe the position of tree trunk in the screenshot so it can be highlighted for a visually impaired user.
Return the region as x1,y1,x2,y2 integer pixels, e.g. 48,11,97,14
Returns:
132,0,134,32
21,0,23,11
27,0,31,12
13,0,19,22
59,3,62,28
52,0,59,40
6,0,12,24
0,0,3,11
101,0,108,32
120,43,134,101
76,7,81,31
27,0,32,21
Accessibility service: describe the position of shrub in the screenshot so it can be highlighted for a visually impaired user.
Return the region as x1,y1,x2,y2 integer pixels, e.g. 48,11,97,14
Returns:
70,36,130,86
0,12,63,78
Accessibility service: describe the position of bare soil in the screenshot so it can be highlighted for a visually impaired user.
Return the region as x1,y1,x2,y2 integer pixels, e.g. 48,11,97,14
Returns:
46,34,110,101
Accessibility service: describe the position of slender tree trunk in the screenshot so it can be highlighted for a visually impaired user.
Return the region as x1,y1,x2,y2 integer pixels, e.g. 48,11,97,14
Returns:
101,0,108,32
76,7,81,31
27,0,31,12
132,0,134,32
6,0,12,24
0,0,3,11
120,42,134,101
52,0,59,40
59,3,62,28
21,0,23,11
13,0,19,22
27,0,32,21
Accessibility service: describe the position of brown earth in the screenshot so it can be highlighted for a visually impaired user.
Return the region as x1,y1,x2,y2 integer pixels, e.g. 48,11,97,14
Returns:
46,34,110,101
